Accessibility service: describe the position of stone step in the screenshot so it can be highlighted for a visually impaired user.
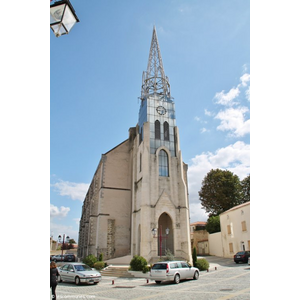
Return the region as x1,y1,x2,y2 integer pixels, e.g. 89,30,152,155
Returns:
100,266,134,278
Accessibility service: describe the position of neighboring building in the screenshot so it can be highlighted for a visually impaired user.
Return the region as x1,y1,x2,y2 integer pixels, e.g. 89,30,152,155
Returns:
219,202,250,258
190,221,209,255
78,27,192,264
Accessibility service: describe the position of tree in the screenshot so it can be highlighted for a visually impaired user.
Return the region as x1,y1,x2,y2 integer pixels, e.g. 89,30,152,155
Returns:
240,175,250,203
192,247,197,267
199,169,242,216
205,216,220,234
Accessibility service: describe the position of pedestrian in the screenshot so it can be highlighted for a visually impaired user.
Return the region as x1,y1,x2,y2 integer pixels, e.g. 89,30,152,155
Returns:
50,261,59,300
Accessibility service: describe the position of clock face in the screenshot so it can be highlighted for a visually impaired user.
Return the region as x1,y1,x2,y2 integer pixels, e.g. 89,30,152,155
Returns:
156,106,167,115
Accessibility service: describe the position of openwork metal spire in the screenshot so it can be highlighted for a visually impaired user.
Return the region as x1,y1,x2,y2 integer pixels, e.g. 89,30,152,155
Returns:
141,26,171,99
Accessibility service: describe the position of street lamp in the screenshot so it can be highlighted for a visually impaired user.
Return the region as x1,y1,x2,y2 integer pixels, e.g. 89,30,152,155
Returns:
58,234,70,258
50,0,79,37
152,226,170,258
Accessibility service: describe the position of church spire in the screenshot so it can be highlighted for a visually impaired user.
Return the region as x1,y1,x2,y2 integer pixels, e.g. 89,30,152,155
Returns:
141,26,171,100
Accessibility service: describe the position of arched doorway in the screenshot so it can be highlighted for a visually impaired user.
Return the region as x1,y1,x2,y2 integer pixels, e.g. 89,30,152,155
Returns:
157,213,173,256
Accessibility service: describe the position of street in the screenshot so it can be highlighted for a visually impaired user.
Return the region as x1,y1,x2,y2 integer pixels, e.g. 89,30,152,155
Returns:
54,256,250,300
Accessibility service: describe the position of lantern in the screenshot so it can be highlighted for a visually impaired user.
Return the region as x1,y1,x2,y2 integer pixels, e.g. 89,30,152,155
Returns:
50,0,79,37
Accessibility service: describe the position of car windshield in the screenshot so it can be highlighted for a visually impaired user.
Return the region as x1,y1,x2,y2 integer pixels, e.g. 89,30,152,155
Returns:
74,264,92,271
152,263,167,270
236,252,245,255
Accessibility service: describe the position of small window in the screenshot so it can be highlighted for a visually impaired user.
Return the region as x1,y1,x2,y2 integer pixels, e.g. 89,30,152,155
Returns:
155,120,160,139
227,225,231,235
164,121,169,141
242,221,247,231
159,150,169,177
181,262,189,268
140,153,142,172
229,243,234,253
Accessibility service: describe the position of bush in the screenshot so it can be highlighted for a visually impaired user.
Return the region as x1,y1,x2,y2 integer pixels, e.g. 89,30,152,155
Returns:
142,265,150,273
94,261,105,271
129,255,148,271
98,253,103,262
83,254,98,268
195,258,209,271
165,249,174,261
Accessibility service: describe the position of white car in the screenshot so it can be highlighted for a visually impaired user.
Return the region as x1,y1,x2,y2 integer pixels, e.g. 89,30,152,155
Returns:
150,261,200,284
58,263,101,285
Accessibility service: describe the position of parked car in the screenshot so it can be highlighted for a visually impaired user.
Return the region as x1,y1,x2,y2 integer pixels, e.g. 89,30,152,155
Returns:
64,254,76,262
234,251,250,263
58,263,101,285
150,261,199,284
52,255,65,262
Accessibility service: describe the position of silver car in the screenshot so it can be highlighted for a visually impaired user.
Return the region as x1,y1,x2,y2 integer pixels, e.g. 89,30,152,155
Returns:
58,263,101,285
150,261,200,284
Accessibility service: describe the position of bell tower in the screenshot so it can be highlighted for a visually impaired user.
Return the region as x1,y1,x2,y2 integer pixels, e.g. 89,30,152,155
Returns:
131,27,192,263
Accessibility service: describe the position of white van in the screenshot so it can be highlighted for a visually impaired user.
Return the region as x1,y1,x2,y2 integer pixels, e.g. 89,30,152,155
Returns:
150,261,200,284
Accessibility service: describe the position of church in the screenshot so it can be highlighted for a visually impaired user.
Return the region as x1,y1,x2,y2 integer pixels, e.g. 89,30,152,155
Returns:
77,27,192,264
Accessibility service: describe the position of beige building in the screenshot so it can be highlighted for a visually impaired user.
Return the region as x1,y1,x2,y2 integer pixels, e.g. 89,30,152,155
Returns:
78,27,192,264
219,202,250,258
190,221,209,255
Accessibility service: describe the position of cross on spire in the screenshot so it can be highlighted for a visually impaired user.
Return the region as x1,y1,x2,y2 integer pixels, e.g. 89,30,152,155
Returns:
141,26,171,99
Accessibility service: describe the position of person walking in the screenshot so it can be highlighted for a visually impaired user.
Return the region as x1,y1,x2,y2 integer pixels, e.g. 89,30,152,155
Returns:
50,261,59,300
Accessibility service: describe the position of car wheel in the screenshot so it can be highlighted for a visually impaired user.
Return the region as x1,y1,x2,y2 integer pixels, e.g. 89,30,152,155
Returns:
193,271,199,280
155,281,161,284
174,274,180,284
75,277,81,285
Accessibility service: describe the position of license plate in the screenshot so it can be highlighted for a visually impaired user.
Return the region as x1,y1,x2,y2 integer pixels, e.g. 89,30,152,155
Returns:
89,280,94,283
236,256,240,258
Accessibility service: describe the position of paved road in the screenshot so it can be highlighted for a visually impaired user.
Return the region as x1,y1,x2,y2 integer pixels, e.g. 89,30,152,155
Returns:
53,256,250,300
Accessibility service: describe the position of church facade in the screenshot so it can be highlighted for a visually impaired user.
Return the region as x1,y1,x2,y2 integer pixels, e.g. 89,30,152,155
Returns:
78,27,192,263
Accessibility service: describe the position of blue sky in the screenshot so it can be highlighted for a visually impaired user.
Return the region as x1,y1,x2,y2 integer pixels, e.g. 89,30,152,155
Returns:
50,0,250,243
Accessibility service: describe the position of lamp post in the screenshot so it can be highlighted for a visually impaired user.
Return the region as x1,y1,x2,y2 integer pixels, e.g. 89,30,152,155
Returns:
152,226,169,259
50,0,79,37
58,234,70,259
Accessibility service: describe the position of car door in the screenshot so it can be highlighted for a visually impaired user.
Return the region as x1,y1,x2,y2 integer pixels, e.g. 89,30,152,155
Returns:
66,264,76,282
180,262,192,279
59,264,70,281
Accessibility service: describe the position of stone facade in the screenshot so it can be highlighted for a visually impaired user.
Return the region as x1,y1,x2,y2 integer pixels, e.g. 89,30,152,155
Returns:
78,27,192,263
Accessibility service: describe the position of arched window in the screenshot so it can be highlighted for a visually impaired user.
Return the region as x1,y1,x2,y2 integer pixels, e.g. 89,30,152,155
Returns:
164,121,169,141
159,150,169,177
155,120,161,139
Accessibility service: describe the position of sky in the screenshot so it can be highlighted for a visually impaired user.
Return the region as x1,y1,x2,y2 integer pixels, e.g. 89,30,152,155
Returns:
50,0,250,243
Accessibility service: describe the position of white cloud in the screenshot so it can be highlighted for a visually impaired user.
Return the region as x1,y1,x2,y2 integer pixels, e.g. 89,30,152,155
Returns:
214,87,240,106
50,204,70,218
204,109,213,116
52,180,89,202
215,107,250,137
240,73,250,87
50,221,79,243
188,141,250,222
213,73,250,107
194,116,200,121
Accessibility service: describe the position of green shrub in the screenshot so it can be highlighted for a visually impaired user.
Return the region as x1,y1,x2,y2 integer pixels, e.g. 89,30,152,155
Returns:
195,258,209,271
94,261,105,271
98,253,103,262
83,254,98,268
129,255,148,271
142,265,150,273
165,249,174,261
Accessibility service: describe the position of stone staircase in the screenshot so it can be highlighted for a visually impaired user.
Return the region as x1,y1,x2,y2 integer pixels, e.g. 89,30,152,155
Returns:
100,265,134,278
